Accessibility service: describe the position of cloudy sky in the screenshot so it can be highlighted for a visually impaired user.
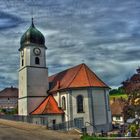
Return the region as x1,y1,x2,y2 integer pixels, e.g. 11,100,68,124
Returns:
0,0,139,89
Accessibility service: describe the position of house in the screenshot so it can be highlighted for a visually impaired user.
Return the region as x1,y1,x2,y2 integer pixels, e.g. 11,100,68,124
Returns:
18,18,112,132
110,98,125,125
126,118,140,125
0,86,18,111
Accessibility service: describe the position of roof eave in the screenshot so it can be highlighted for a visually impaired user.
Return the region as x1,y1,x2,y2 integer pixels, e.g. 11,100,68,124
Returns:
48,86,110,94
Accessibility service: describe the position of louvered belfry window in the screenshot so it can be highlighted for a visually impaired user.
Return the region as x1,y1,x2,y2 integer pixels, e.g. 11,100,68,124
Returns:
35,57,40,65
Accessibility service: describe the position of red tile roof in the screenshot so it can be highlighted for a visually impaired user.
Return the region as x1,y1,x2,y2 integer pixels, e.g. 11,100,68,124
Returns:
0,87,18,98
31,94,64,115
49,63,109,93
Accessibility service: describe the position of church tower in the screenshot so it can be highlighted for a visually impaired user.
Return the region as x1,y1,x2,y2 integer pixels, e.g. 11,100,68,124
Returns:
18,19,48,115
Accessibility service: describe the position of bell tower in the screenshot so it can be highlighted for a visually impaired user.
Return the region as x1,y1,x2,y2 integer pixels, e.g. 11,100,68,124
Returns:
18,18,48,115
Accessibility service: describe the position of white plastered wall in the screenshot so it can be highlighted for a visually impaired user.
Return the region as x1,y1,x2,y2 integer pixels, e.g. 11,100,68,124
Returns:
19,45,48,116
112,116,124,123
92,89,107,125
58,89,90,124
27,67,48,96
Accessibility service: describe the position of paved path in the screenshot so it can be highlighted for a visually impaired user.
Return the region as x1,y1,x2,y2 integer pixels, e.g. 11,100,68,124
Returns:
0,119,80,140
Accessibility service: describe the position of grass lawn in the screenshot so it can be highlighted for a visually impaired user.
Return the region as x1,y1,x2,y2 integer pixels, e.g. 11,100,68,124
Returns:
109,93,128,100
81,135,108,140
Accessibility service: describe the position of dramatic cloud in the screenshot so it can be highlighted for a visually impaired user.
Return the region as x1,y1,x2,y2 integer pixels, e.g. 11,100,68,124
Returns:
0,0,139,89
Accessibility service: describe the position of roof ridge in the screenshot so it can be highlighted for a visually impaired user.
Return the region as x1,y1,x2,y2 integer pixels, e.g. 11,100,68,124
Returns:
42,95,52,114
66,64,83,88
86,65,109,88
30,95,48,114
49,63,84,78
84,64,92,86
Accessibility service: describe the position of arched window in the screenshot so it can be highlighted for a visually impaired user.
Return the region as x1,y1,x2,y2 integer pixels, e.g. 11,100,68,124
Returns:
62,96,66,110
77,95,84,113
22,59,24,66
35,57,40,65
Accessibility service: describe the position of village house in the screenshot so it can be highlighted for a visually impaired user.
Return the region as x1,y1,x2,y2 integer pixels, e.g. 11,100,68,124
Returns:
0,87,18,111
110,98,125,125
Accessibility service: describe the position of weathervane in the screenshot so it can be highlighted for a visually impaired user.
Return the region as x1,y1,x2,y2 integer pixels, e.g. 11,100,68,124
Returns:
31,0,34,20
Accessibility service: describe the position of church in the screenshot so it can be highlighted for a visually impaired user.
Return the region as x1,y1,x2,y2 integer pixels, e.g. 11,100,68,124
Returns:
18,19,112,132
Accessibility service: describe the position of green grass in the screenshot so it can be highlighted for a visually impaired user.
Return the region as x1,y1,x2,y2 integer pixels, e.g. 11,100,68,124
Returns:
81,135,111,140
81,135,108,140
109,93,128,100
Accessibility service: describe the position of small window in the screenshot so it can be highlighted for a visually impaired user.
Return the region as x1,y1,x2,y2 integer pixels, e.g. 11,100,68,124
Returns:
62,96,66,110
35,57,40,65
116,116,121,120
22,59,24,66
77,95,84,113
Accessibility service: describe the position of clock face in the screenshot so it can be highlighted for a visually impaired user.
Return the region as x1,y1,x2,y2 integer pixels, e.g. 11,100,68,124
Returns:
33,48,41,55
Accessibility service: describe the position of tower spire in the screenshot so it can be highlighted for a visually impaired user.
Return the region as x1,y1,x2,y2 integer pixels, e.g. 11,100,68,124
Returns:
31,17,35,27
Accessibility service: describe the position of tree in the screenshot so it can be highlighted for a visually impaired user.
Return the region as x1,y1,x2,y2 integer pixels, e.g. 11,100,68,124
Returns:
122,68,140,120
109,86,125,95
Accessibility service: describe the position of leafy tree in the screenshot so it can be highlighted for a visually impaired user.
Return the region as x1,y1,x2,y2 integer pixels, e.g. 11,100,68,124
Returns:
109,89,118,95
122,68,140,120
118,86,125,94
109,86,125,95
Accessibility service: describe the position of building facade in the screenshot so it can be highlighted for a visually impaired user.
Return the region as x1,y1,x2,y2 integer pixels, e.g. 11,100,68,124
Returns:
48,64,112,132
18,19,112,132
18,19,48,115
0,87,18,110
110,98,125,125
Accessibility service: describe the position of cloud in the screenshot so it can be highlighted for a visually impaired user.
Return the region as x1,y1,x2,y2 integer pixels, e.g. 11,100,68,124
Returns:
0,0,139,89
0,11,22,30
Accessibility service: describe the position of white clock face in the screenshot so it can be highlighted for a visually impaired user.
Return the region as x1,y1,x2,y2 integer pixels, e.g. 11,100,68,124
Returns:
33,48,41,55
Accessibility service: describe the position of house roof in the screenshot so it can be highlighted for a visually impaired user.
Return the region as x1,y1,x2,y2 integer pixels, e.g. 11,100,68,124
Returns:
31,94,64,115
110,99,125,116
48,63,109,93
0,87,18,98
127,118,137,124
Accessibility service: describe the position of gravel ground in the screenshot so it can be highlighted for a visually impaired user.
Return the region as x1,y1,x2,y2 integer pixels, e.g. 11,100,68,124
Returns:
0,119,80,140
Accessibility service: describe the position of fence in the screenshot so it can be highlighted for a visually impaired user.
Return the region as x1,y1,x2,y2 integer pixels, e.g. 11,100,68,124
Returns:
0,115,48,125
0,115,83,131
52,120,75,130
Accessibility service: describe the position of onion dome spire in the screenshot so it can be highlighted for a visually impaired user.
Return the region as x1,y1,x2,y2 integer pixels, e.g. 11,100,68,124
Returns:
31,17,35,28
19,18,46,50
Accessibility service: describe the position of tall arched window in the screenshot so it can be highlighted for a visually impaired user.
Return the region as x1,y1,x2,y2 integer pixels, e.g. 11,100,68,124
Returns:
62,96,66,110
22,59,24,66
77,95,84,113
35,57,40,65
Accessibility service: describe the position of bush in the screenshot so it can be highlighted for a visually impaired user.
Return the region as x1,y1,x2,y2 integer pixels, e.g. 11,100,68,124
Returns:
129,124,138,137
109,133,118,137
1,108,6,114
0,107,18,115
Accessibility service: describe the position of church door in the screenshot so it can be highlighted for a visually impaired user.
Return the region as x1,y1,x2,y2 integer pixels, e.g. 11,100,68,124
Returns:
74,117,84,129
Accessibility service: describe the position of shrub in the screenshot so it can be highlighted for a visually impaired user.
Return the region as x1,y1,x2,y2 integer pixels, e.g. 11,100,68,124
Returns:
129,124,138,137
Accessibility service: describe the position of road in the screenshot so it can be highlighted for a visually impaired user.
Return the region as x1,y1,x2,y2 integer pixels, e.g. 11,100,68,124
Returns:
0,119,80,140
